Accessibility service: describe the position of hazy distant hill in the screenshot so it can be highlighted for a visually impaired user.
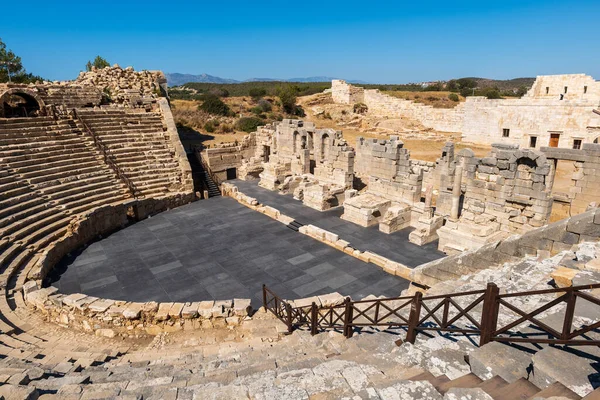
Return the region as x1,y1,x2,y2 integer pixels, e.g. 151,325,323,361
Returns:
166,73,368,86
166,73,240,86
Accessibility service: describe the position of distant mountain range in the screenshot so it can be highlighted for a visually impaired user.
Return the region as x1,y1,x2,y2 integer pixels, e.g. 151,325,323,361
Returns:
165,73,368,87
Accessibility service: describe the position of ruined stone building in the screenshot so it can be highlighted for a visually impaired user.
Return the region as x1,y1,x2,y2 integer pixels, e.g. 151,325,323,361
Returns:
332,74,600,149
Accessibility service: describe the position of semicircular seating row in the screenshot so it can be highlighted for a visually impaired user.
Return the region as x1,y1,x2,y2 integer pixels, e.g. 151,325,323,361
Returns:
0,109,187,366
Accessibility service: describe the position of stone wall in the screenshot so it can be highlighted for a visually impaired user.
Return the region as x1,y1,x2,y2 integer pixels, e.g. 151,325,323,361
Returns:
331,80,464,133
542,143,600,215
410,207,600,287
437,144,554,253
332,75,600,149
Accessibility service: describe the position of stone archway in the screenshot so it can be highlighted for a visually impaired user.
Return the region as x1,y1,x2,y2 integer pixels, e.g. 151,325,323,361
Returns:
0,88,46,118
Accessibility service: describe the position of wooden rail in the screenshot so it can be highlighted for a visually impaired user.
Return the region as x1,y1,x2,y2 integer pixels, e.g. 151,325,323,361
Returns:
263,282,600,346
72,108,141,198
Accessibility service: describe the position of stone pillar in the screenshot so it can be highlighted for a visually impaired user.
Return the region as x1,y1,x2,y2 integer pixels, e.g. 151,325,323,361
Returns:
423,184,434,219
450,165,463,221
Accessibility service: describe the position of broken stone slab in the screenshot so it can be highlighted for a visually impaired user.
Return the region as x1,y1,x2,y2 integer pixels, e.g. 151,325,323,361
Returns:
317,292,345,307
61,292,86,307
198,301,215,318
292,296,320,309
181,302,199,319
155,302,173,321
233,299,252,316
469,342,532,383
551,266,578,288
88,299,115,313
531,347,599,397
122,303,143,319
22,281,39,295
168,302,185,319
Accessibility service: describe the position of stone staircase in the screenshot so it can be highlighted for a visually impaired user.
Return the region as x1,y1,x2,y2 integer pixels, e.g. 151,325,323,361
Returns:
75,109,186,197
1,318,599,399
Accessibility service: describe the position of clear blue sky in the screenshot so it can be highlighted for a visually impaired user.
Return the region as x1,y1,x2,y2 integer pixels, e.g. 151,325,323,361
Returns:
2,0,599,83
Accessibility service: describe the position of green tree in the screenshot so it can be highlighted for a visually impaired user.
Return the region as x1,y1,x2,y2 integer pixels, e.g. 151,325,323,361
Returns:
85,56,110,72
198,94,231,116
0,38,43,83
276,85,298,114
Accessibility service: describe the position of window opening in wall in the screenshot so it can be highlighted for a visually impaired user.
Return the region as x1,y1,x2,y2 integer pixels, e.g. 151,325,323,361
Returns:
573,139,582,150
529,136,537,148
584,86,588,94
546,87,549,94
564,86,568,94
502,128,510,138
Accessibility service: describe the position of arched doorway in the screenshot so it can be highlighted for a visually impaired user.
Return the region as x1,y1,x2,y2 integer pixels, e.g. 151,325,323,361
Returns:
0,89,45,118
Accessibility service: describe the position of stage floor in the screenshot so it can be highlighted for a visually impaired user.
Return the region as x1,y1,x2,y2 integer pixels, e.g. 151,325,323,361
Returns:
49,196,418,307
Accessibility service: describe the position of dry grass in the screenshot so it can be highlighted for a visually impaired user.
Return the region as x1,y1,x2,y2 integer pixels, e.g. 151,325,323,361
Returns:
383,91,465,108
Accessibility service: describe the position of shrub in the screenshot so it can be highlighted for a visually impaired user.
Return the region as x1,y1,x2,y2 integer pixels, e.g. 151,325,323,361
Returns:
209,88,229,97
235,117,263,132
486,90,502,99
448,93,459,102
426,96,437,101
220,124,233,133
249,88,267,99
257,99,272,112
250,106,263,115
204,120,216,133
353,103,368,114
199,94,230,116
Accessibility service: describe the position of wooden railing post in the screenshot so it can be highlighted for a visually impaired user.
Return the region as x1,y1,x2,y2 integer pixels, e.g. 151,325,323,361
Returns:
405,291,423,344
285,303,293,334
262,284,267,312
311,302,318,336
561,290,576,340
343,297,354,338
480,282,500,346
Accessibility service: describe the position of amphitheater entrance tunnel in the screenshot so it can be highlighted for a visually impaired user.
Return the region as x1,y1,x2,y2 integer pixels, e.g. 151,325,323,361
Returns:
0,90,45,118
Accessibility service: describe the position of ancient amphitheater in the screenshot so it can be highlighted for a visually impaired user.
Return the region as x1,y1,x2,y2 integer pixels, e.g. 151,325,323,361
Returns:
1,67,600,399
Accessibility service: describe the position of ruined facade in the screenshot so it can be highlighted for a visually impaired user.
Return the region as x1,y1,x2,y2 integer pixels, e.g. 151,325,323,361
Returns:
436,144,554,253
255,119,355,211
332,74,600,149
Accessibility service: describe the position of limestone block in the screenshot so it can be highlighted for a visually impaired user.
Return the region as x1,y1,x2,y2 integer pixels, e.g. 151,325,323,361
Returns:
123,303,142,319
168,303,185,319
233,298,252,316
469,342,531,382
62,293,87,307
317,292,345,307
551,266,579,287
181,302,199,319
88,299,115,313
198,301,215,318
155,302,173,321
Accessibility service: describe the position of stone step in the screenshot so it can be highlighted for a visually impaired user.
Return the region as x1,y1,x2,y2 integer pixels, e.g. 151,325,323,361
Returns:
0,207,61,238
13,213,70,247
58,188,128,211
12,154,101,174
582,387,600,399
436,373,483,394
25,164,104,184
0,192,39,215
527,382,582,399
493,378,540,400
0,185,30,201
476,374,510,397
6,147,95,168
0,142,91,160
37,173,117,195
0,137,87,152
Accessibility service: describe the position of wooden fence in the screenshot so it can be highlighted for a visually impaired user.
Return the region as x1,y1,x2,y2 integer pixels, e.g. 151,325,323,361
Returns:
263,282,600,346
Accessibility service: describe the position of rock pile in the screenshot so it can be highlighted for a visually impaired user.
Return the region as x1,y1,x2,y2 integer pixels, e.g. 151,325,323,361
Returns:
76,65,166,105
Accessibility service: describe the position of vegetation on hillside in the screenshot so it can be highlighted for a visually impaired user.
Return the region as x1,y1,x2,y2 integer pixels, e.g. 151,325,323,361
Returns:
171,81,331,99
0,38,44,83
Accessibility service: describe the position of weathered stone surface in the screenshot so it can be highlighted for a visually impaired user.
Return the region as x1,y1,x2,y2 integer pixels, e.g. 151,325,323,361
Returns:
470,342,532,383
